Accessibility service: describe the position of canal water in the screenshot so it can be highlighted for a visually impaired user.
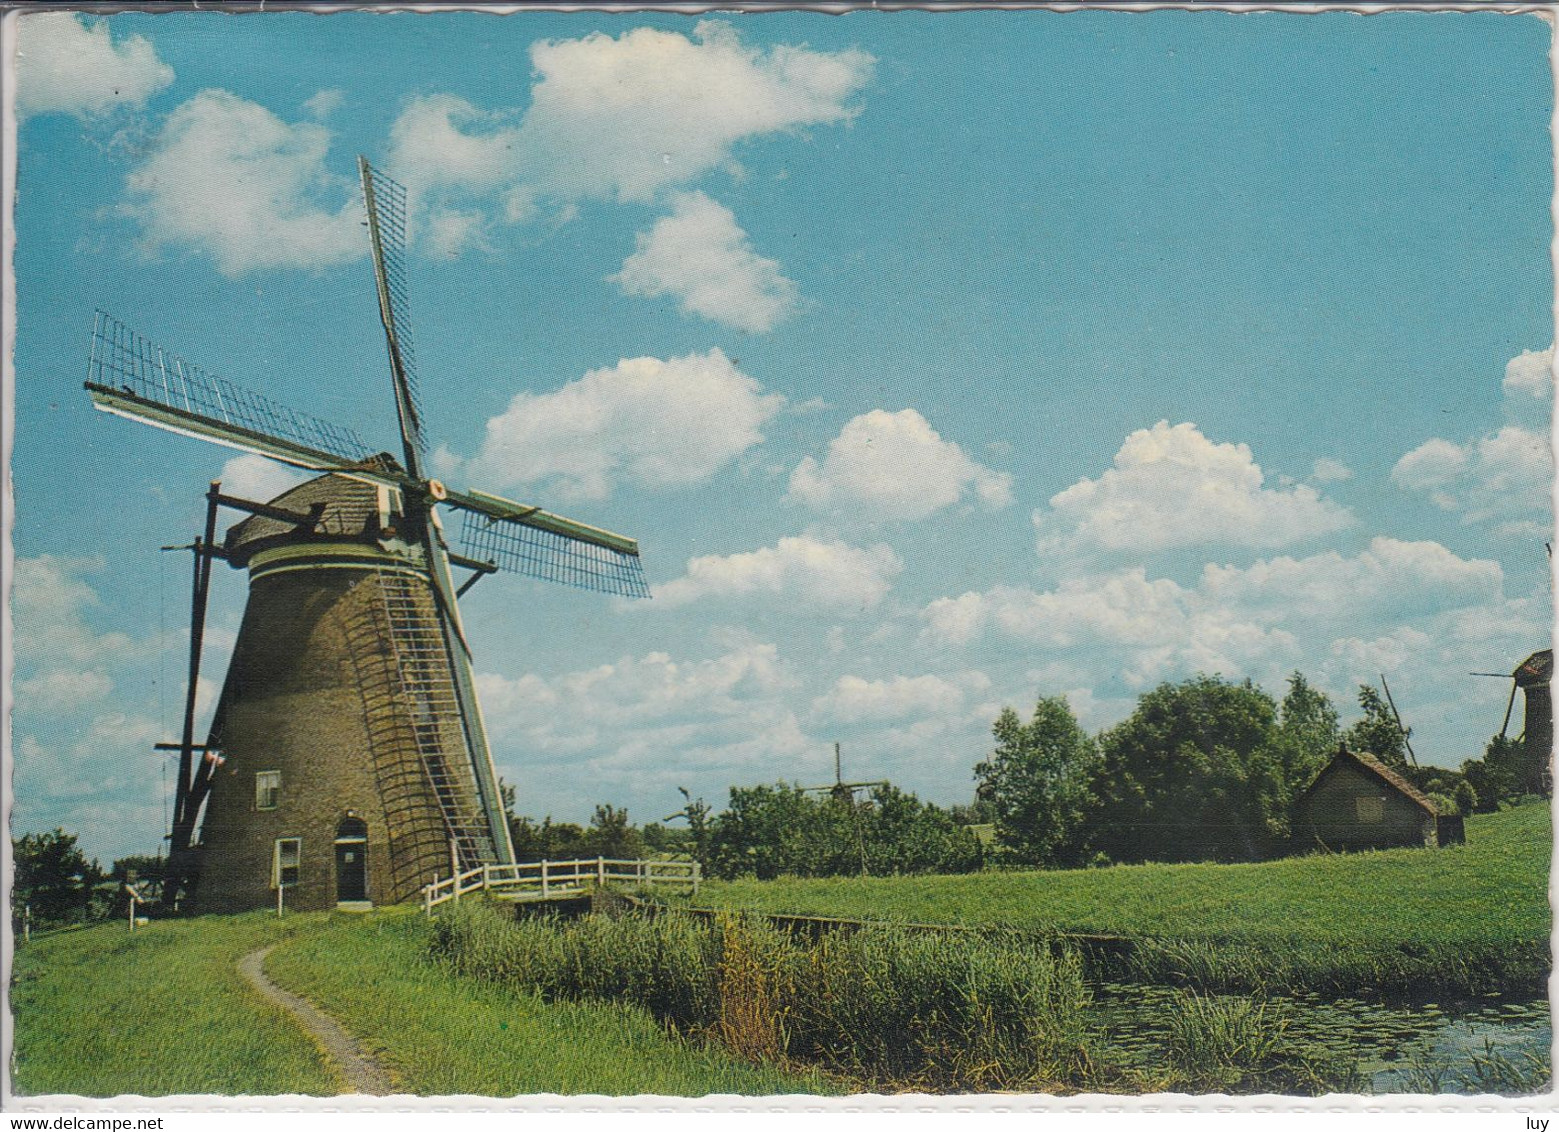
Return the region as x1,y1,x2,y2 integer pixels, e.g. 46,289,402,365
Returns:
1091,982,1551,1093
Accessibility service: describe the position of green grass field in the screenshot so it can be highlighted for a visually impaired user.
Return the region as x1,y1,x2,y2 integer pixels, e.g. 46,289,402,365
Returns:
9,912,338,1096
10,906,830,1098
691,803,1552,996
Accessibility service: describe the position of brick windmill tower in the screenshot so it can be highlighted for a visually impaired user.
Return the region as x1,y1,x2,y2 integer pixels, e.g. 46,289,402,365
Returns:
84,160,648,913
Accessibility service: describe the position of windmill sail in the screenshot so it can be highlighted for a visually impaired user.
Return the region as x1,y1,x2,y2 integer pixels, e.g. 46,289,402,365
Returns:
456,505,650,599
360,157,515,865
87,311,374,472
359,157,428,477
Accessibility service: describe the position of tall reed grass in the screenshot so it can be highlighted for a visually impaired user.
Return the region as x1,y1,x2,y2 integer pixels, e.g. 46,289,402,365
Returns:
431,903,1094,1091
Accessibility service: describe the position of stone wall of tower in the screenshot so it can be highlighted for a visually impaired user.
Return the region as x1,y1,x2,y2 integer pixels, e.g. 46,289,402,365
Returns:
188,565,457,914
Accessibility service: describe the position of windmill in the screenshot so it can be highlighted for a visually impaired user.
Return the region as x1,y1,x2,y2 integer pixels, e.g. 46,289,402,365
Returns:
1473,648,1553,797
85,158,649,913
801,743,887,877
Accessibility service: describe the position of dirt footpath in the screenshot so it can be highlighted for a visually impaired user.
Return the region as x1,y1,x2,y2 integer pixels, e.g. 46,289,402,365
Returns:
239,944,394,1095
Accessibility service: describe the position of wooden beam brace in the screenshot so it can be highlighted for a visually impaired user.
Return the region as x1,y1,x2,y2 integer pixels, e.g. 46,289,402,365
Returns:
210,491,326,529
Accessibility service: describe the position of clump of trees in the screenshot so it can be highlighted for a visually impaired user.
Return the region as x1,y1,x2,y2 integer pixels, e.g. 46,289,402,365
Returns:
1459,734,1533,813
12,829,106,932
975,671,1505,869
506,803,648,862
690,782,981,881
974,696,1096,867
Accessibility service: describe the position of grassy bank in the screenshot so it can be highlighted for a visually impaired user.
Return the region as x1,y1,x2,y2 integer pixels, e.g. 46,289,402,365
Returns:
689,803,1550,996
10,912,338,1096
265,907,832,1095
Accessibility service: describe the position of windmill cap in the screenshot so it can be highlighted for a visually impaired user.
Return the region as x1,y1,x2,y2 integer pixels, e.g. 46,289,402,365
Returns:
224,470,402,567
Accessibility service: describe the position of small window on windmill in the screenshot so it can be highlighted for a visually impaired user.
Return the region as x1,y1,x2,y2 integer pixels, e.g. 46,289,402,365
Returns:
1355,795,1384,824
256,771,281,811
274,838,301,888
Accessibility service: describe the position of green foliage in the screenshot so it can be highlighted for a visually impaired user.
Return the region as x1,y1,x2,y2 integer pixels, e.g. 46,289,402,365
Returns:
640,822,693,853
110,854,166,886
12,829,104,930
11,912,336,1096
702,781,980,880
1088,675,1290,864
697,803,1551,999
975,696,1097,866
664,787,714,862
1344,685,1411,770
432,903,1093,1092
1463,734,1527,812
507,816,591,862
1274,672,1340,788
585,804,645,859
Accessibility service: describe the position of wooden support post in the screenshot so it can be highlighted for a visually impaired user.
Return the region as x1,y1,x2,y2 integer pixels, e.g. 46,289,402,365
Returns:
277,883,285,919
597,856,605,887
541,859,550,898
693,862,701,896
128,892,136,933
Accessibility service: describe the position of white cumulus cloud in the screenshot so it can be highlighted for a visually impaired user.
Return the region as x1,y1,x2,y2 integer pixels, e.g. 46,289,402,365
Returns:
811,671,991,725
789,409,1012,522
460,349,784,500
1310,457,1353,484
16,13,173,120
1392,347,1553,538
379,22,872,258
919,537,1513,694
654,535,903,610
1034,420,1353,560
13,555,135,669
122,90,363,276
612,192,799,333
516,20,873,205
217,454,308,504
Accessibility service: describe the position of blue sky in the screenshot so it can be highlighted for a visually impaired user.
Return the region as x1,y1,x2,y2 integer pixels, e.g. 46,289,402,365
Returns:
8,9,1553,864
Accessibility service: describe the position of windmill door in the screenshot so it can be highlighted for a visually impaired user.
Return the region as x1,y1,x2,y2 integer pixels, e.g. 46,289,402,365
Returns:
334,817,369,903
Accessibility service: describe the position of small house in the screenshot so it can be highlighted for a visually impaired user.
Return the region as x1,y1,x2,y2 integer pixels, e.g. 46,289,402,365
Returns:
1295,745,1462,853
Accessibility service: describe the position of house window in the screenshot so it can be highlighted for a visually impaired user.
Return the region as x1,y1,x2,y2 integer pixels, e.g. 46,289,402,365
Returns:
256,771,281,811
273,837,301,888
1355,795,1384,824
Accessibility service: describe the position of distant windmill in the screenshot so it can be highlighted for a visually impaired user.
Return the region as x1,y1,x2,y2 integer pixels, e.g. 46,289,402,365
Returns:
801,743,886,877
86,158,649,913
802,742,888,805
1472,648,1553,796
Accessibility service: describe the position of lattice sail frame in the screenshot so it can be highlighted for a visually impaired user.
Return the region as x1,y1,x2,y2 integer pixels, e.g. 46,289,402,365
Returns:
89,311,372,463
361,163,428,464
458,510,651,599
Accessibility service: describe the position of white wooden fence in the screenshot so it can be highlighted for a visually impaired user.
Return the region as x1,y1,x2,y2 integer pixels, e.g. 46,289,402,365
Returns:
422,857,700,915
